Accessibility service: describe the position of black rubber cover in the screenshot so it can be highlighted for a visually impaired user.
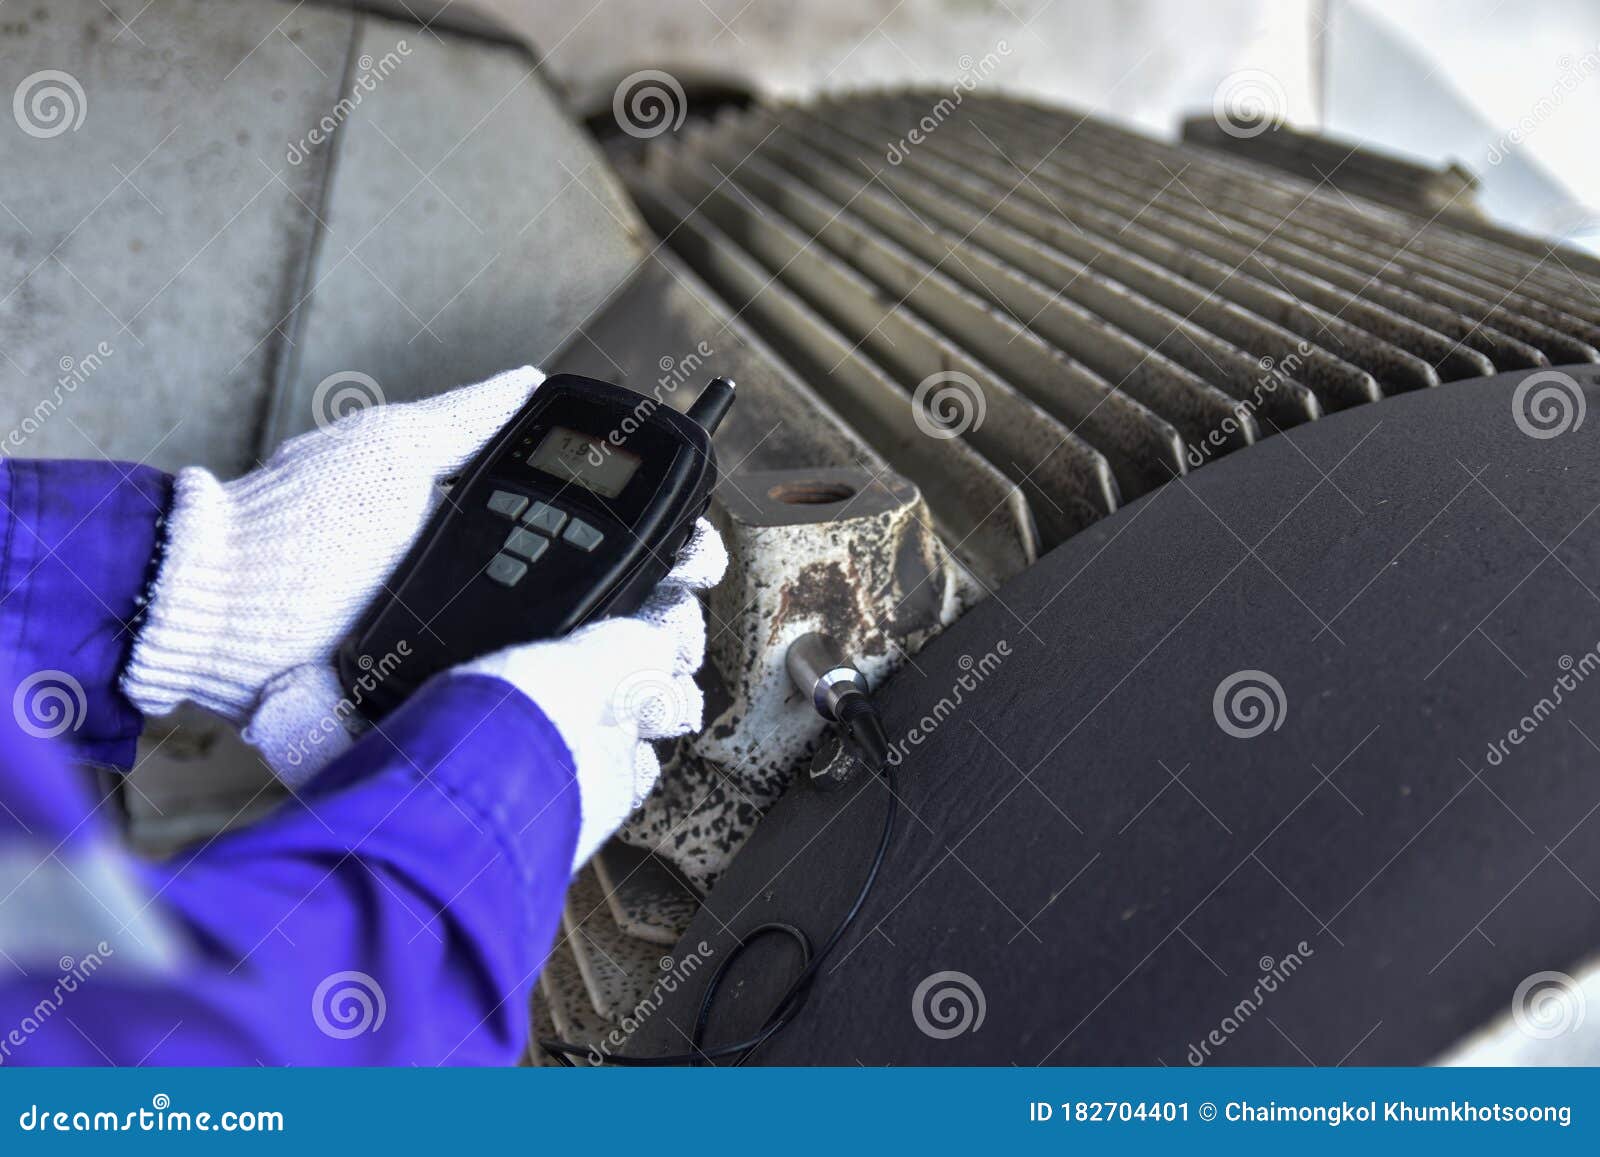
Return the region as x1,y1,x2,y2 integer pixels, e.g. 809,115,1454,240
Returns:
629,365,1600,1065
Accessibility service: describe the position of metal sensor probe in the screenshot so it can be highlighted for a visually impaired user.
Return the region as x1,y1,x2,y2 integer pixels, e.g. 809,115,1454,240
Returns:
786,633,890,788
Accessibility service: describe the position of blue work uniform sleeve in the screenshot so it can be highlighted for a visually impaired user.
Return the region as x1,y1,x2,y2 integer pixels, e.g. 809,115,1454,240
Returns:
137,674,581,1065
0,459,582,1065
0,457,169,770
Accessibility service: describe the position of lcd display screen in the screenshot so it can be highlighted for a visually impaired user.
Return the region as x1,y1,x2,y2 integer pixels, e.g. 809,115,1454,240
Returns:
528,426,641,498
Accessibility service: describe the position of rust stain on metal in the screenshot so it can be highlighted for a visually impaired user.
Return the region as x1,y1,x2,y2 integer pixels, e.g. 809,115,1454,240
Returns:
772,560,855,647
619,465,975,892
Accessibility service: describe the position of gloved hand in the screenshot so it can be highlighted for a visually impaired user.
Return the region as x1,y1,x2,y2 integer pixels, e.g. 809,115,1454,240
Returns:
239,518,725,869
122,366,546,724
460,519,727,870
122,358,728,869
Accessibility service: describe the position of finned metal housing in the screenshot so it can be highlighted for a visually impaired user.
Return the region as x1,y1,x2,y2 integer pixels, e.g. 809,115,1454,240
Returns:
616,91,1600,587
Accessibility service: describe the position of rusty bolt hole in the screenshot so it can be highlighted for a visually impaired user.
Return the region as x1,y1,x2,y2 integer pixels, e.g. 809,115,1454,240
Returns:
767,480,858,506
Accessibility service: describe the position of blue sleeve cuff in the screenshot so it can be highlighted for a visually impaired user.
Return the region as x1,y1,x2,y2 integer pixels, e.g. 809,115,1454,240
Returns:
0,458,171,767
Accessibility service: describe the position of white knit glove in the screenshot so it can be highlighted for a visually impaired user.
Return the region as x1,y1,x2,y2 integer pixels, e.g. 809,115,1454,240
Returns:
459,519,727,871
121,366,546,725
240,521,725,845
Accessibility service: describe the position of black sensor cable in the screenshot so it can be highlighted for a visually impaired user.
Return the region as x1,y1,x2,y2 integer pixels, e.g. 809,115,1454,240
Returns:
540,634,893,1067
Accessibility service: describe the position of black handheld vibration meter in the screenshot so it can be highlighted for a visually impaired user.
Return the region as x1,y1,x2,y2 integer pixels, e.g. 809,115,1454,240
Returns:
338,373,734,719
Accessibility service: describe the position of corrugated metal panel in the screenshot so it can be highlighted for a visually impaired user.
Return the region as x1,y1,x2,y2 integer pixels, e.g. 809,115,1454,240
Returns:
613,90,1600,585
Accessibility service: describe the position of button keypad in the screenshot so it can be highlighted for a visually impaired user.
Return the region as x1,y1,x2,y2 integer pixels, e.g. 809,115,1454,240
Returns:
485,553,528,587
503,528,550,563
481,493,606,588
562,518,605,552
487,490,528,520
521,502,568,536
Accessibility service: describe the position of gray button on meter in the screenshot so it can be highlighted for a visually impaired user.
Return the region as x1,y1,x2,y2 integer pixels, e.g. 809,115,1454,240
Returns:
503,528,549,563
485,553,528,587
487,490,528,520
521,501,568,536
562,519,605,552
